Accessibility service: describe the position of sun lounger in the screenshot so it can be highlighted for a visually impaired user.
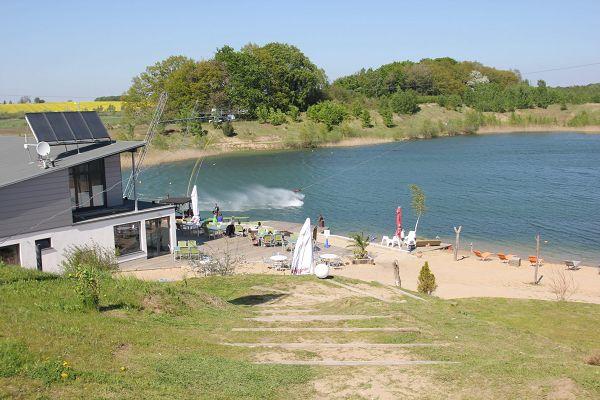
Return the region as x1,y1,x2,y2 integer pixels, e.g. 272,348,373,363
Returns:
473,250,492,261
262,234,274,247
564,260,581,270
273,233,284,246
528,256,543,266
381,236,392,246
497,253,515,263
391,235,401,247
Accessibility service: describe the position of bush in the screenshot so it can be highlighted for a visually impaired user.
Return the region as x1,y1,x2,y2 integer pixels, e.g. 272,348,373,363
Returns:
417,262,437,294
360,110,372,128
306,100,348,130
560,102,568,111
438,94,462,110
379,107,394,127
221,121,236,136
390,90,420,115
256,105,269,123
287,105,300,122
62,244,117,310
586,352,600,366
268,108,287,125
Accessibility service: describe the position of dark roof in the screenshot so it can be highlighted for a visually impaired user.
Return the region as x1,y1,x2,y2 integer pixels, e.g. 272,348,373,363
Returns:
0,136,145,189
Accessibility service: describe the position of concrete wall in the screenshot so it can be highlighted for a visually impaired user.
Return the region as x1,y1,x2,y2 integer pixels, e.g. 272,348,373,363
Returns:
0,169,72,238
104,154,123,207
0,206,176,274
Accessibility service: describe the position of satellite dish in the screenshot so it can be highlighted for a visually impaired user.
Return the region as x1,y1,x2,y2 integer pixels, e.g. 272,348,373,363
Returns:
36,141,51,157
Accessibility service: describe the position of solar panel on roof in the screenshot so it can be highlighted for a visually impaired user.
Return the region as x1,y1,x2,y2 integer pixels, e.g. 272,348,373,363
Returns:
63,112,94,140
26,113,57,143
25,111,111,145
45,112,76,142
80,111,110,140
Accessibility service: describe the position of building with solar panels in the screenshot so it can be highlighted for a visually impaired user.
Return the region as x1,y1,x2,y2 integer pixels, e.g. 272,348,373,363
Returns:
0,111,176,273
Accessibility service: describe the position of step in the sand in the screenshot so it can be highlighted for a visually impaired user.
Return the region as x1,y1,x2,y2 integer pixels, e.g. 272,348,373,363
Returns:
385,286,426,302
327,280,405,303
221,342,446,349
232,327,420,332
250,286,289,294
253,360,457,366
245,314,393,322
257,309,317,314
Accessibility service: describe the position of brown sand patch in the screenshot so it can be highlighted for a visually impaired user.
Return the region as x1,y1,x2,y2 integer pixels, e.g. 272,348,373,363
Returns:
313,367,446,399
546,378,580,400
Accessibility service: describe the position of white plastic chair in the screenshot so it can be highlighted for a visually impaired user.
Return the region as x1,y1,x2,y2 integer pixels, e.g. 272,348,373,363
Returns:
391,236,401,247
404,231,417,249
381,235,392,246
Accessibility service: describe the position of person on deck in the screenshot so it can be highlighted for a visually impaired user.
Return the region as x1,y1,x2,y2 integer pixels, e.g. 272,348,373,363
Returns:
213,203,220,216
317,214,325,229
225,219,235,237
217,212,223,223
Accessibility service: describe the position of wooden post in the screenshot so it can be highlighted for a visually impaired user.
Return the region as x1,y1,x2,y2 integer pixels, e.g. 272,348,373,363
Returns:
393,260,401,287
453,226,462,261
534,233,540,284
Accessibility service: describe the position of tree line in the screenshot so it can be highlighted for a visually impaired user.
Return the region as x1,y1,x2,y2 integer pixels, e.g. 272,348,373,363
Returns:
123,43,600,130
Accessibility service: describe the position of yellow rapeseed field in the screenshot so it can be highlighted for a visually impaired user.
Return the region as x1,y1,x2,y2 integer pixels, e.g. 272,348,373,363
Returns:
0,101,123,113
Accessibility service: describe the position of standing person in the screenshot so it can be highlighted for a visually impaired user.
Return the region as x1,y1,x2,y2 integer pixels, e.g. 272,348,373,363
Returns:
213,203,220,216
317,214,325,229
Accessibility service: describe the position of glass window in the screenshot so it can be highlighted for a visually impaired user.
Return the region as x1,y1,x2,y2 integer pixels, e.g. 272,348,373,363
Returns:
0,244,20,265
114,222,140,256
145,217,171,258
69,159,106,209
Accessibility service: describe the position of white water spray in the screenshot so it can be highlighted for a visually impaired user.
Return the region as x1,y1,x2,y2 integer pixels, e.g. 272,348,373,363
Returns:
199,185,304,211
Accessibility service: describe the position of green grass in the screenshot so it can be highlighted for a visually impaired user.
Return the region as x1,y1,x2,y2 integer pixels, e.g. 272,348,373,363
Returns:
0,265,599,399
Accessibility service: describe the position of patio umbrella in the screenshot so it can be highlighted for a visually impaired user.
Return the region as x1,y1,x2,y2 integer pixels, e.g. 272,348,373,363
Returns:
395,206,402,237
291,218,313,275
191,185,200,223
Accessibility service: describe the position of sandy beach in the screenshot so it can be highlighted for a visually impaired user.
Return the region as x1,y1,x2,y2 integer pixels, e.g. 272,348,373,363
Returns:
121,225,600,305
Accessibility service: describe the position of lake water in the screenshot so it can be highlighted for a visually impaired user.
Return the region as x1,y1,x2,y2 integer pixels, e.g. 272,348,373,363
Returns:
134,132,600,263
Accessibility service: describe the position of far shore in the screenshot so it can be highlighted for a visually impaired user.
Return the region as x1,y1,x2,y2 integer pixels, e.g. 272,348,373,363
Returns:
138,125,600,166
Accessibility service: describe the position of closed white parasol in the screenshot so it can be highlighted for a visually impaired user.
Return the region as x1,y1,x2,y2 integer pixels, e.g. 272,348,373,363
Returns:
191,185,200,223
291,218,313,275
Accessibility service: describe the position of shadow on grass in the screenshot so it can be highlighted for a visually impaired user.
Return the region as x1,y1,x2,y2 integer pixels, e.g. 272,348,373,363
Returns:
228,293,287,306
99,303,128,312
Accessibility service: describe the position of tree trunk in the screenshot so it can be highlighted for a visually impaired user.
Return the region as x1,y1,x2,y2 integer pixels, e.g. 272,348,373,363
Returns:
453,226,462,261
393,260,401,287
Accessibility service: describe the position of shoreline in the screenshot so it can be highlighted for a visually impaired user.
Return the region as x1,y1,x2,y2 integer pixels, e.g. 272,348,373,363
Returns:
139,125,600,166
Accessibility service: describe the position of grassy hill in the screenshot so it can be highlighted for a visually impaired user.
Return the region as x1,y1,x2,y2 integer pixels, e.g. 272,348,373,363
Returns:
1,265,599,399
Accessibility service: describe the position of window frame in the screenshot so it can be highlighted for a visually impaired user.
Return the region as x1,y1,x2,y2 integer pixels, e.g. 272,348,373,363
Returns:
113,221,141,257
69,158,107,210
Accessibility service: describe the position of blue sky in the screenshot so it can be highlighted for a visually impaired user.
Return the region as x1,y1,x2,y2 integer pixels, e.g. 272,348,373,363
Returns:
2,0,599,101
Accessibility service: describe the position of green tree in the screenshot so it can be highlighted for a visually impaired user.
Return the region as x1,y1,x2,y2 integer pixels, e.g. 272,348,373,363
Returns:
390,90,420,114
288,105,300,122
256,105,269,123
347,233,370,259
306,101,348,130
409,184,426,234
360,109,372,127
417,262,437,294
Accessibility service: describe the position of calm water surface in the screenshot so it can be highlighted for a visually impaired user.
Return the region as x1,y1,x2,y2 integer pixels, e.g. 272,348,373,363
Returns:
134,133,600,263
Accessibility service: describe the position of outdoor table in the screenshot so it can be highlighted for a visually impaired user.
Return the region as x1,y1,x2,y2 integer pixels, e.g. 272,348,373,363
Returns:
269,254,288,270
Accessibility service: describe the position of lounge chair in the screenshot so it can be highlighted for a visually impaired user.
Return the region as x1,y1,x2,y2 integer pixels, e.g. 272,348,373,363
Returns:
262,234,274,247
497,253,515,263
564,260,581,270
391,235,401,247
381,236,392,246
528,256,543,266
273,233,284,246
473,250,492,261
235,224,245,236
